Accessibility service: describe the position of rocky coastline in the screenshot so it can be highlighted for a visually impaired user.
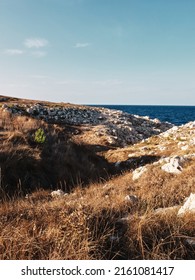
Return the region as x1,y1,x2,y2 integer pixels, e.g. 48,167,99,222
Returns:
0,95,194,260
1,100,173,146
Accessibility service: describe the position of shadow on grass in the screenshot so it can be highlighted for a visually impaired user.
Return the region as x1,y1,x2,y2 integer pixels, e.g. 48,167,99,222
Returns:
0,133,161,199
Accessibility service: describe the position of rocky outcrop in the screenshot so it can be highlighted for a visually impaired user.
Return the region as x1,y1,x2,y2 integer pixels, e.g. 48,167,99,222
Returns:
160,121,195,150
1,102,173,146
152,154,195,174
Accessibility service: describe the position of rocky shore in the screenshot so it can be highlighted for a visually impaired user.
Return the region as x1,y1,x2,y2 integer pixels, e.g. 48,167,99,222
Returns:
1,99,173,146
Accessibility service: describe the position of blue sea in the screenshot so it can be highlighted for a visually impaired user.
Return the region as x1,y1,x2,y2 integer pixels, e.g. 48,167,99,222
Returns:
91,105,195,126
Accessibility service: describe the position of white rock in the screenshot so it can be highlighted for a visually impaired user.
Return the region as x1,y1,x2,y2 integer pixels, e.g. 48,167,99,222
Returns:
132,166,147,180
153,118,160,123
170,156,185,164
51,189,65,197
181,145,189,151
185,121,195,129
128,153,139,158
125,195,138,204
143,116,150,120
171,126,179,131
158,157,169,164
190,138,195,145
162,132,170,138
161,156,184,174
178,193,195,216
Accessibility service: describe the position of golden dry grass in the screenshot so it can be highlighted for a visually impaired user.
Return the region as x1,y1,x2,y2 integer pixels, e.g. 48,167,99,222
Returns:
0,97,194,260
0,164,194,260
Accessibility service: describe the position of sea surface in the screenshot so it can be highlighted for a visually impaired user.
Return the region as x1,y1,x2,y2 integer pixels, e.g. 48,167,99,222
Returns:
90,105,195,126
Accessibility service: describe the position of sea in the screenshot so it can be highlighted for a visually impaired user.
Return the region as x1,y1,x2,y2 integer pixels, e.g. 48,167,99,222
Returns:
90,105,195,126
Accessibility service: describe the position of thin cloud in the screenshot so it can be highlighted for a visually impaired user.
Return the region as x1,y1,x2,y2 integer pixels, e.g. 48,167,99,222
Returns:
24,38,48,48
74,42,90,48
31,51,47,58
4,49,24,55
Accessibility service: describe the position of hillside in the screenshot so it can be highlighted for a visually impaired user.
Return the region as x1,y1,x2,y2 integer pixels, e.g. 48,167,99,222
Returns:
0,95,194,260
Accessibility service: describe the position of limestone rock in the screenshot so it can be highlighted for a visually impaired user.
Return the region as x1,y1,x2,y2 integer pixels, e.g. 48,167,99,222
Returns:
51,189,66,198
161,156,184,174
132,166,147,180
177,193,195,216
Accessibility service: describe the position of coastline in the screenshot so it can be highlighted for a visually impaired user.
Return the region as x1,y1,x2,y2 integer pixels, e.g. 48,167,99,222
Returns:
0,95,194,260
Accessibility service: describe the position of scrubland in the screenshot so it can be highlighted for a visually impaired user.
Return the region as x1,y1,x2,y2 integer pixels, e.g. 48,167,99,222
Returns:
0,98,194,260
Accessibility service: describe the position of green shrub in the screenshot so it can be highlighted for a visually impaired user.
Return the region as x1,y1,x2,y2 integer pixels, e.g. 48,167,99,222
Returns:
34,128,46,144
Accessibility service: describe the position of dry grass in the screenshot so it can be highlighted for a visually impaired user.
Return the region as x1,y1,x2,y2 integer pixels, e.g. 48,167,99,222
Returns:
0,109,111,197
0,165,194,259
0,97,194,260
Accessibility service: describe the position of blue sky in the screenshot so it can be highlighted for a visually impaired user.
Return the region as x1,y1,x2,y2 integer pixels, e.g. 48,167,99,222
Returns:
0,0,195,105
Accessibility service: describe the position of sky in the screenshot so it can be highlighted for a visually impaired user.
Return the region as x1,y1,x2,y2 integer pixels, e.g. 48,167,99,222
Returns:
0,0,195,105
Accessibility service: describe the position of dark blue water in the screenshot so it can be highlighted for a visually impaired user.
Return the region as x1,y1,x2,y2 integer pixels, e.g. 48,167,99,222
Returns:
90,105,195,126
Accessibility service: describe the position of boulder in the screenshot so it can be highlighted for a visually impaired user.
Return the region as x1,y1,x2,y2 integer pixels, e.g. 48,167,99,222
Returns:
161,156,184,174
51,189,66,198
177,193,195,216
